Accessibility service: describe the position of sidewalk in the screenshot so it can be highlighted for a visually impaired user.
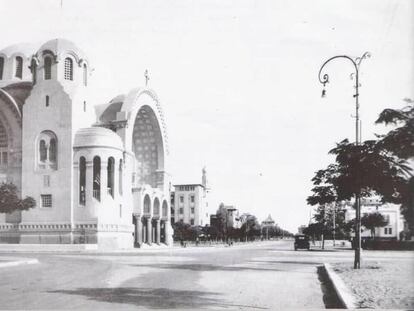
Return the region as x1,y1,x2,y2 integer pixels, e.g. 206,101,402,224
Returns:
0,257,39,268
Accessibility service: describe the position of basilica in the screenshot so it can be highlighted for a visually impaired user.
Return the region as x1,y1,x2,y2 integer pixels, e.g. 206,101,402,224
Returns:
0,38,173,249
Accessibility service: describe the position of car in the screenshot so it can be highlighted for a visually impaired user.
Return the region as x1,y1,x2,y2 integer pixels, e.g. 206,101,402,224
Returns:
294,234,310,250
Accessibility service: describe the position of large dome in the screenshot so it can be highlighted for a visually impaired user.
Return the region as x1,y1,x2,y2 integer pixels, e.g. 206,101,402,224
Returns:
37,38,88,62
0,42,38,58
74,127,123,150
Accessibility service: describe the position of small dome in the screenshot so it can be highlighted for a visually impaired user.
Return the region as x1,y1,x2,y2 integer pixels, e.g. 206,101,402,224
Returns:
97,94,126,123
0,42,38,58
74,127,123,150
37,38,88,63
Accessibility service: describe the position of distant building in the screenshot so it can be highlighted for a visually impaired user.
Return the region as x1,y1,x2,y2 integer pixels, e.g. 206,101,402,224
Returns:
261,215,275,228
171,168,210,226
344,197,404,240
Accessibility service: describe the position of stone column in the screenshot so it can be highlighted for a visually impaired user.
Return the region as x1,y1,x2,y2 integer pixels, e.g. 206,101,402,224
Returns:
156,219,161,245
164,220,173,246
85,162,94,208
100,160,108,203
137,215,143,246
146,217,152,245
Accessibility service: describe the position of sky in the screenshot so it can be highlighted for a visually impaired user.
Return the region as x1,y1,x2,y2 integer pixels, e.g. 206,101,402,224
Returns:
0,0,413,232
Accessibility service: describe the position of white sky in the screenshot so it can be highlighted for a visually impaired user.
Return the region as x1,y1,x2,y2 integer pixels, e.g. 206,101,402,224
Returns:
0,0,413,232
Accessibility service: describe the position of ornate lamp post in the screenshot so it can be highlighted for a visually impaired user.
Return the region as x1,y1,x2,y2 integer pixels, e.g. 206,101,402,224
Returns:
318,52,370,269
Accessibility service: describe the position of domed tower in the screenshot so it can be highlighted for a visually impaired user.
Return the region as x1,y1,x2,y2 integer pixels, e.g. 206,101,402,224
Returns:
20,39,94,241
0,42,37,86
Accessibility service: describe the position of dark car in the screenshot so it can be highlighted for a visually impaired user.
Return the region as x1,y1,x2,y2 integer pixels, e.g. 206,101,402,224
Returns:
294,234,310,250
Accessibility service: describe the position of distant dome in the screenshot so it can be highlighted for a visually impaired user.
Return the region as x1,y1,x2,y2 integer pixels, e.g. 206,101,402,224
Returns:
0,42,38,58
37,38,88,63
74,127,123,150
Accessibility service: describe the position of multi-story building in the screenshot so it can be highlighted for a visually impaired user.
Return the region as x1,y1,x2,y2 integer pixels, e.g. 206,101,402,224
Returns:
344,197,404,240
171,168,210,226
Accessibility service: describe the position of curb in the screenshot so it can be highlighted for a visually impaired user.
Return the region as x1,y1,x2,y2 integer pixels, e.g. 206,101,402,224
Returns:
323,263,358,309
0,258,39,268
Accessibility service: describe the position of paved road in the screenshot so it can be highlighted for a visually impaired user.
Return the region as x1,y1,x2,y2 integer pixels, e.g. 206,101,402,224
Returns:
0,241,355,309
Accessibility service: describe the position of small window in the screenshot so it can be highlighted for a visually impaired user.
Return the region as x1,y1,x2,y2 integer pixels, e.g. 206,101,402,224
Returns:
119,204,122,218
179,207,183,215
44,57,52,80
384,228,388,234
64,57,73,80
43,175,50,187
191,207,195,214
179,196,184,203
388,228,392,235
83,64,87,86
41,194,52,208
0,57,4,80
190,219,194,225
190,195,195,203
83,101,86,112
46,95,49,107
15,56,23,78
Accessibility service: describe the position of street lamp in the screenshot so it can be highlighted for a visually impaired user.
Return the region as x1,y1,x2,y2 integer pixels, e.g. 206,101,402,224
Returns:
318,52,370,269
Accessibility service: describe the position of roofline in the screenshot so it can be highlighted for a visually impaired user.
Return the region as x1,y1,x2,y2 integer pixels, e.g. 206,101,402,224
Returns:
173,184,205,188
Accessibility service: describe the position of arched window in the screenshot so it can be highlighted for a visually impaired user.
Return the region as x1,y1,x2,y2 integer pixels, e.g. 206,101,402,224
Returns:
0,57,4,80
15,56,23,78
79,157,86,205
31,59,37,84
144,195,151,214
93,156,101,201
0,120,8,167
107,157,115,198
118,159,123,195
153,198,160,216
37,131,58,170
64,57,73,80
162,201,168,217
83,64,87,86
44,56,52,80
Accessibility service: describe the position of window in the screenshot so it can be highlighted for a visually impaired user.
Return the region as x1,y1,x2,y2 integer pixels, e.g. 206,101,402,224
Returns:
190,219,194,225
41,194,52,208
31,59,37,84
162,201,168,217
388,228,392,235
15,56,23,78
79,157,86,205
37,131,58,170
93,156,101,201
83,101,86,112
0,151,7,167
190,195,195,203
179,207,183,215
0,57,4,80
119,204,122,218
44,57,52,80
191,207,195,214
153,199,160,215
83,64,87,86
64,57,73,80
384,228,387,234
46,95,49,107
118,159,123,195
179,196,184,204
43,175,50,187
107,157,115,198
144,195,151,213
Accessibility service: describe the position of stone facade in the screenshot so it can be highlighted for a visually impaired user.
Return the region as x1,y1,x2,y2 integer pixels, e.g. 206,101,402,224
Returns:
0,38,173,249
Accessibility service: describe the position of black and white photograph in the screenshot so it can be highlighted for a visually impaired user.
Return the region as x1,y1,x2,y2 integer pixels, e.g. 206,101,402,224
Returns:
0,0,413,309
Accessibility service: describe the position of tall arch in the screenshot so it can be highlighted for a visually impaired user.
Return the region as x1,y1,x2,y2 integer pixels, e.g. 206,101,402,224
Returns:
132,105,165,188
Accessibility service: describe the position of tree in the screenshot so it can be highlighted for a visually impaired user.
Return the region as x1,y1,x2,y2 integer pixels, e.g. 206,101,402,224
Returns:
361,212,388,239
240,214,261,241
375,101,414,237
0,183,36,214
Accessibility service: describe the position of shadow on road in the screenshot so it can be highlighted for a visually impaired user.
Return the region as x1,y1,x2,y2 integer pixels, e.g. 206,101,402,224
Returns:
129,263,285,272
48,287,222,309
316,266,344,309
